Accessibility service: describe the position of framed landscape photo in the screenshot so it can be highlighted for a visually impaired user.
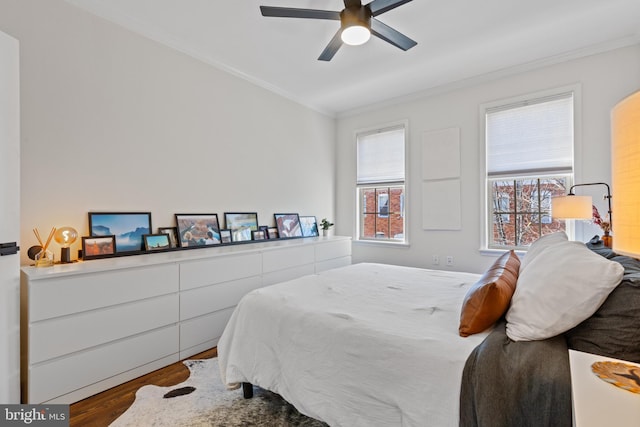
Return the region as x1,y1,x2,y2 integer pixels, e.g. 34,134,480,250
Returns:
88,212,151,255
220,229,232,244
274,213,303,238
224,212,259,242
82,235,116,260
299,216,319,237
158,226,179,248
175,213,221,247
143,234,171,251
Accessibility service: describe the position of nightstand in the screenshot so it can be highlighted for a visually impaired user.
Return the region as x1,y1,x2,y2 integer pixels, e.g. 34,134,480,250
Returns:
569,350,640,427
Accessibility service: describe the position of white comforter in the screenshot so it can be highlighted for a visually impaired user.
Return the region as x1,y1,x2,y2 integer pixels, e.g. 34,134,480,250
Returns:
218,263,491,427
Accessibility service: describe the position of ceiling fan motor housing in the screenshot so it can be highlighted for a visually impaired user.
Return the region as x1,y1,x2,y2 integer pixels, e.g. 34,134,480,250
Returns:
340,6,371,31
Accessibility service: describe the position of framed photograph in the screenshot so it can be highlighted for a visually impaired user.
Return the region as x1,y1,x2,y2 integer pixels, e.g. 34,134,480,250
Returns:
252,230,266,240
224,212,259,242
267,227,279,239
274,213,303,238
299,216,319,237
175,214,221,247
158,227,179,248
88,212,151,254
220,229,232,244
143,234,171,251
82,235,116,260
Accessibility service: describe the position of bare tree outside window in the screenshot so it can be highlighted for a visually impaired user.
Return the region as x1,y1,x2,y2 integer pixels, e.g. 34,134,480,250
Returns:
490,177,567,248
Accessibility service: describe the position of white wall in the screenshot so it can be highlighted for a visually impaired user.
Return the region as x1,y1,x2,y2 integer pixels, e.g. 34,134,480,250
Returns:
336,45,640,273
0,0,336,265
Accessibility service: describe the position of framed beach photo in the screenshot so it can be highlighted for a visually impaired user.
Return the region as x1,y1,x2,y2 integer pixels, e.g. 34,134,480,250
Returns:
175,214,221,247
82,235,116,260
143,233,171,251
220,229,232,244
88,212,151,255
274,213,303,238
224,212,259,242
299,216,319,237
158,227,179,248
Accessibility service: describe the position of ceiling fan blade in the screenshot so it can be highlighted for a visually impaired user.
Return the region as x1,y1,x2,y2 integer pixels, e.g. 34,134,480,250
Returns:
343,0,362,8
368,0,413,17
260,6,340,20
318,29,343,61
371,18,417,51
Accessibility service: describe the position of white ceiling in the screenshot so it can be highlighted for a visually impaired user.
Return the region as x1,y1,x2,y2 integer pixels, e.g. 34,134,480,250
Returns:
64,0,640,116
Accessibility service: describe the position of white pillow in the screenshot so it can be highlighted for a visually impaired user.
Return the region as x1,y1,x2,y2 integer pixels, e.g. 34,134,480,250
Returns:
506,240,624,341
519,231,568,273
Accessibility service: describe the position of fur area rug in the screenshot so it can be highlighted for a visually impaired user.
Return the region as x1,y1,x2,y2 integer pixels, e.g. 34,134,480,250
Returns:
110,358,327,426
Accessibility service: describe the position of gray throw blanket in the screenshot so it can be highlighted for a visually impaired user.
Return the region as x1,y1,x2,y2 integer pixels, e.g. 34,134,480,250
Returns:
459,321,572,427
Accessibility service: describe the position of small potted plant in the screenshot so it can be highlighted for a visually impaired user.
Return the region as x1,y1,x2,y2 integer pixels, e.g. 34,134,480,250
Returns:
320,218,334,237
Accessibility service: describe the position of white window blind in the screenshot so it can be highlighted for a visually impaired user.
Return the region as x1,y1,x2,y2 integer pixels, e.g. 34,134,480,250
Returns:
357,126,405,184
486,93,574,177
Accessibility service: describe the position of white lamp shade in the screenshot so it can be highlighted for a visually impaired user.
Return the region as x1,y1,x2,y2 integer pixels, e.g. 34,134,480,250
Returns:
551,195,593,219
612,90,640,258
341,26,370,45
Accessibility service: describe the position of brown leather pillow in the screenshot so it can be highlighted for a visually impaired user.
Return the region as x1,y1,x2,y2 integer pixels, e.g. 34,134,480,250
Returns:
459,250,520,337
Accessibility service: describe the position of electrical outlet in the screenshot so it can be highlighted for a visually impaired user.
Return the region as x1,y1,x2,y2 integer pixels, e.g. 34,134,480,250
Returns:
446,256,454,266
432,255,439,265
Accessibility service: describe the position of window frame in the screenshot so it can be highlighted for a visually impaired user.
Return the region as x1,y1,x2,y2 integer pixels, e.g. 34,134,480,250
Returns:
479,85,582,251
355,120,409,245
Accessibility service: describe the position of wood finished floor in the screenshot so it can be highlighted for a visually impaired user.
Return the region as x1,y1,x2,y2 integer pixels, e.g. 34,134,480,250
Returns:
69,347,217,427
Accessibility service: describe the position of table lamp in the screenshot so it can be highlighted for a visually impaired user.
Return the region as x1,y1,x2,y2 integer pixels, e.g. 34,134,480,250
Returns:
54,226,78,263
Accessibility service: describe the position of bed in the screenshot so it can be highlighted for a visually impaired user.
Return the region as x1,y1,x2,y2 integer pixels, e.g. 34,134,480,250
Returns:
218,233,640,427
218,263,492,426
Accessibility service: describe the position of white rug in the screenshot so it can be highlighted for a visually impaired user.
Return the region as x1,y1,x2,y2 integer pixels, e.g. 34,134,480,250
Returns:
110,358,327,426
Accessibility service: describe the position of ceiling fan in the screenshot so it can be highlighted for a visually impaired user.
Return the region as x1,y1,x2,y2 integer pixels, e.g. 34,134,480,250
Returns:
260,0,417,61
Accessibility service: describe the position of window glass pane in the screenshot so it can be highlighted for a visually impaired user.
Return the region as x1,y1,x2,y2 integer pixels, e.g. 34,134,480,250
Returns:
358,185,404,242
489,177,567,249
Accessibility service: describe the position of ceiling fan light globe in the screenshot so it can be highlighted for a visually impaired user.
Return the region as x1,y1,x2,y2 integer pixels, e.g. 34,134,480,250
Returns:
341,25,370,46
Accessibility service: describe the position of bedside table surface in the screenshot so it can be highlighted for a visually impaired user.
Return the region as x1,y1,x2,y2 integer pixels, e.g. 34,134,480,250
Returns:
569,350,640,427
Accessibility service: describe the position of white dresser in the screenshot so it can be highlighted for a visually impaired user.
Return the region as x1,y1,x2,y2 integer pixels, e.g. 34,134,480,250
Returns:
21,236,351,404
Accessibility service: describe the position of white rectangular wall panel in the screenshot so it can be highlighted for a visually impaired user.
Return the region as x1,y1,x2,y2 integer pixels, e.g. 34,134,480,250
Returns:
421,128,461,180
422,179,462,230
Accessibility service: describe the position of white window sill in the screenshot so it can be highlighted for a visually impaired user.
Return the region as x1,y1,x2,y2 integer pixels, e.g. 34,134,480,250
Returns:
479,248,526,259
354,239,410,249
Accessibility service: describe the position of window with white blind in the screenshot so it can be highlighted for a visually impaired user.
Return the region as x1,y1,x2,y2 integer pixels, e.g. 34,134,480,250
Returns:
483,91,575,249
356,124,406,243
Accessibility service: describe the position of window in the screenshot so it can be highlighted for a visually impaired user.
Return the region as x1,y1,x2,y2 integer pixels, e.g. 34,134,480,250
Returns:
484,91,575,249
357,124,406,242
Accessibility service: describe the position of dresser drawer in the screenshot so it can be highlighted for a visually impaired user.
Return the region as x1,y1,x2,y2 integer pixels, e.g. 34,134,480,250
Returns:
28,325,178,403
29,264,178,322
30,293,178,364
262,245,314,273
179,253,261,290
180,276,261,321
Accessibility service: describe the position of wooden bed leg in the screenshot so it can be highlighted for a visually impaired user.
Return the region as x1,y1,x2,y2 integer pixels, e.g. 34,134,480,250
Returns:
242,382,254,399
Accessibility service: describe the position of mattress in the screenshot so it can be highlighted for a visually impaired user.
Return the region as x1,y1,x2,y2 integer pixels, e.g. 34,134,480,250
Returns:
217,263,491,427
